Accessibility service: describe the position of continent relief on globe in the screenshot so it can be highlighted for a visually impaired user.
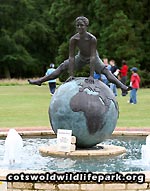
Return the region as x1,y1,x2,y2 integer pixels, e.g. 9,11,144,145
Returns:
70,79,118,134
49,77,119,148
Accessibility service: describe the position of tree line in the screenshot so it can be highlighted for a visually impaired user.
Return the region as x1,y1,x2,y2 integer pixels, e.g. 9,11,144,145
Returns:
0,0,149,86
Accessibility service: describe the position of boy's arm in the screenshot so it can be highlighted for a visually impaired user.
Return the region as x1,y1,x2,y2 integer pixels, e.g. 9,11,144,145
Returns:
90,37,97,77
85,37,97,84
69,37,76,77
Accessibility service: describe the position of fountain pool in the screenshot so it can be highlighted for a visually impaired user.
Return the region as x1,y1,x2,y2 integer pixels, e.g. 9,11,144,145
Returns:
0,135,150,172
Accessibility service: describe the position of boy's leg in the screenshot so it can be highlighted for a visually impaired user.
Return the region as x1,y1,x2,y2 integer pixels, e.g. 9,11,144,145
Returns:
102,67,130,92
121,76,128,96
109,83,113,92
110,83,117,96
48,83,51,93
130,90,133,103
95,57,131,92
49,83,53,94
50,83,56,94
132,89,137,104
28,60,69,86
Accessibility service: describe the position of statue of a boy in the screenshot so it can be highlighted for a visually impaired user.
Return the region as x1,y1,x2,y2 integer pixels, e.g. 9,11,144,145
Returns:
28,16,130,93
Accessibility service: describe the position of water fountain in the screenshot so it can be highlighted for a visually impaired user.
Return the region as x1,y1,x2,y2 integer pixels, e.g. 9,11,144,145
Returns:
3,129,23,165
141,135,150,165
0,133,149,172
0,126,150,190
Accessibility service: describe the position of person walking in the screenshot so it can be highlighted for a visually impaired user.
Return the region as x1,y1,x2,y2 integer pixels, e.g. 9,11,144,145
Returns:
46,63,56,95
109,59,118,96
129,67,140,104
120,60,128,96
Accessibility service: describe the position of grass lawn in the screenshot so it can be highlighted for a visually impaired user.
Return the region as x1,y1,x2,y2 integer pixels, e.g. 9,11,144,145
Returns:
116,88,150,128
0,83,149,129
0,85,51,128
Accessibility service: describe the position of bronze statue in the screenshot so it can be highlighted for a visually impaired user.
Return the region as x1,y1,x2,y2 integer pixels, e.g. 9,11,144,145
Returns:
28,16,131,93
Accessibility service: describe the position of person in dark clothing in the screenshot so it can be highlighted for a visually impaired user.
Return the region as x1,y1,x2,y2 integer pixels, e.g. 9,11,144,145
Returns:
109,60,118,96
120,60,128,96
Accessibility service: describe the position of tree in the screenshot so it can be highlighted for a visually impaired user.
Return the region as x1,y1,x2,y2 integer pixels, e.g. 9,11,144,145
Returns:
0,0,149,86
0,0,57,78
99,11,142,66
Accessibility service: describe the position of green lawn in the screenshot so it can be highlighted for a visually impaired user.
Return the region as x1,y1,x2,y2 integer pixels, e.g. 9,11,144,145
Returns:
116,88,150,128
0,85,51,128
0,84,149,129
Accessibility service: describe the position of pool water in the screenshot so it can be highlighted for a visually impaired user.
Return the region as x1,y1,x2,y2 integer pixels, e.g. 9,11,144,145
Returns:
0,136,149,172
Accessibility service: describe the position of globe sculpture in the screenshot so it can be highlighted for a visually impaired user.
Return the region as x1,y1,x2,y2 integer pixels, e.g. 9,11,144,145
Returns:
49,77,119,148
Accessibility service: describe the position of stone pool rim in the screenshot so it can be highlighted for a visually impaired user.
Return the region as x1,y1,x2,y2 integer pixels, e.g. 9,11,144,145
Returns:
0,129,150,138
0,129,150,190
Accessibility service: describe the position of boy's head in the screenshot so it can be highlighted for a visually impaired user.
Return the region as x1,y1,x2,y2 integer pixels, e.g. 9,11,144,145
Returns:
75,16,89,26
103,58,108,65
50,63,55,68
122,60,127,65
130,67,138,73
110,59,115,66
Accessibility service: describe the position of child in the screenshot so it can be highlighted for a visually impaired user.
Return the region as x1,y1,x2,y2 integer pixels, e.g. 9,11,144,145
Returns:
129,67,141,104
28,16,130,94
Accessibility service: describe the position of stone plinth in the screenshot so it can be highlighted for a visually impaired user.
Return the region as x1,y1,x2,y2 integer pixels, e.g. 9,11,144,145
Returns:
39,144,126,157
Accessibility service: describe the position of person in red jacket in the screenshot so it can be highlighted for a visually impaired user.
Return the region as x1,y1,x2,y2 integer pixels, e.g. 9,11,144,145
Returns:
120,60,128,96
129,67,141,104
